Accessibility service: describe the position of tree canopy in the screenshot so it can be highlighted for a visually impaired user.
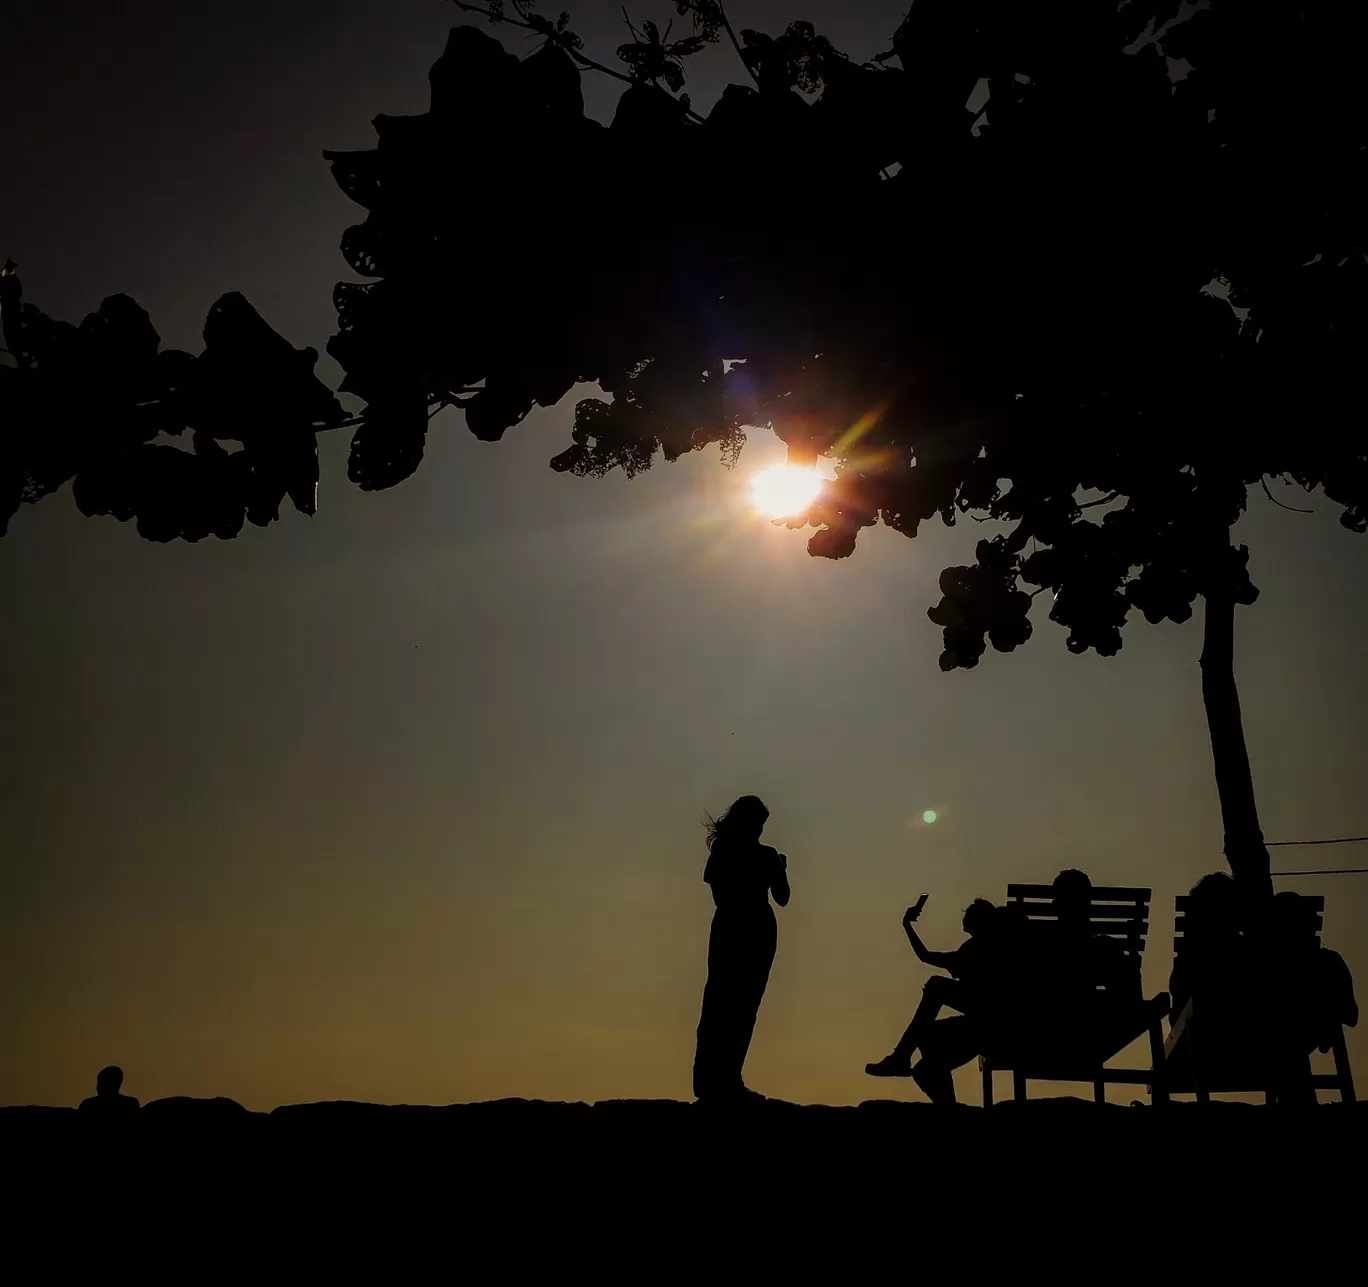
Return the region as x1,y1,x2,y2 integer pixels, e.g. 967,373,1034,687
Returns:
324,0,1366,671
6,0,1363,672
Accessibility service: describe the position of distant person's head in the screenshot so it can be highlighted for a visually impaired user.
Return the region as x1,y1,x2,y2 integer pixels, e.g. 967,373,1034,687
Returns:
96,1066,124,1097
705,795,769,848
1270,891,1319,950
1191,872,1236,898
1188,871,1242,939
1051,869,1093,930
962,899,997,938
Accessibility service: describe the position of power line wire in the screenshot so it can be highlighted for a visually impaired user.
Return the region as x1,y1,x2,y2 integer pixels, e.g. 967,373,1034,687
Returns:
1262,836,1368,876
1272,867,1368,877
1267,835,1368,847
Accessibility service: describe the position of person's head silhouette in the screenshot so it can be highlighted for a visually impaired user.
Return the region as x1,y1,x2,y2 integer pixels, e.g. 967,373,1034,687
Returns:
706,795,769,847
1188,871,1242,940
1192,872,1236,898
79,1064,138,1114
1051,868,1093,933
1270,891,1319,951
962,898,996,938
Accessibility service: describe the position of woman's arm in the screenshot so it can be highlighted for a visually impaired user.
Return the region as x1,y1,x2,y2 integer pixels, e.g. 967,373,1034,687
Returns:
902,908,955,969
771,853,790,908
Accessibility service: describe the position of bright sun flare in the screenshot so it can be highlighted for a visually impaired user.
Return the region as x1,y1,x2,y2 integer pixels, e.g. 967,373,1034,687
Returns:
750,465,823,518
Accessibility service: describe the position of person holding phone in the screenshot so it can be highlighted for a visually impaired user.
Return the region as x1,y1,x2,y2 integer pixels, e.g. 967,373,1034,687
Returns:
692,795,790,1103
865,895,1002,1088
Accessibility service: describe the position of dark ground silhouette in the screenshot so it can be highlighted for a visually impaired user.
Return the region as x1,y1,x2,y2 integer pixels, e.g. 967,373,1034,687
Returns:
6,1094,1365,1276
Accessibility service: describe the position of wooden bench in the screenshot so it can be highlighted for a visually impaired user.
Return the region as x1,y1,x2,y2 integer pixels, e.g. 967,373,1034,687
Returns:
979,884,1169,1106
1163,893,1356,1102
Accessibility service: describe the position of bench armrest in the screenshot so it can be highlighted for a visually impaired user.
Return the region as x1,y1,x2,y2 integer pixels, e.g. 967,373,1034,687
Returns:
1164,997,1195,1059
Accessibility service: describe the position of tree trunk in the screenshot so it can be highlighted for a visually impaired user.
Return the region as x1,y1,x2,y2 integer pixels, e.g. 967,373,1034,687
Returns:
1199,585,1273,897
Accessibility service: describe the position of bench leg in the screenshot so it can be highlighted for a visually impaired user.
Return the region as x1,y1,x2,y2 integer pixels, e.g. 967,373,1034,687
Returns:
1013,1070,1026,1103
1148,1019,1168,1107
1333,1030,1356,1103
1185,1015,1211,1104
981,1059,994,1108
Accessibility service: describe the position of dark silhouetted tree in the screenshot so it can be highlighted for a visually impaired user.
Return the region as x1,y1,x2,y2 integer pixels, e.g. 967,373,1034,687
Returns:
1,264,345,541
3,2,1365,894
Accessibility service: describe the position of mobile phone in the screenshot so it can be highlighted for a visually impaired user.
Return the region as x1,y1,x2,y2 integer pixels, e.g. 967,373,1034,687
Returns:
913,893,929,915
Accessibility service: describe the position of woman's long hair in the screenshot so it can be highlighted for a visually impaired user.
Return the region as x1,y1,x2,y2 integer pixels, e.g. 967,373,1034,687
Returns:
704,795,769,850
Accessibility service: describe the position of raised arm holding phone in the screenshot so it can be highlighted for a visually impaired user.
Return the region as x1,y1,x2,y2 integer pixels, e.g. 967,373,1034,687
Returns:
865,893,1004,1102
901,894,960,971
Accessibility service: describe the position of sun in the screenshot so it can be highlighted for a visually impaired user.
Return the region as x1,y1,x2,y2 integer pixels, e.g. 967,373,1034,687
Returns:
750,464,822,518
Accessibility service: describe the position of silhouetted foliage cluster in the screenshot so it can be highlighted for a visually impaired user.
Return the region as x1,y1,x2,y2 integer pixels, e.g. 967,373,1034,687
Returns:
0,265,343,540
3,1,1365,679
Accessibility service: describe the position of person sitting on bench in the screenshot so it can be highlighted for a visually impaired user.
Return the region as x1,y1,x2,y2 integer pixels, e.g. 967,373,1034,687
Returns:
1035,869,1143,1059
1168,871,1248,1023
1260,892,1359,1103
864,896,1003,1081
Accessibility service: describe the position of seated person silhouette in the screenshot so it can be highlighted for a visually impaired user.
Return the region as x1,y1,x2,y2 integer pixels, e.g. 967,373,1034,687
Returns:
1260,891,1359,1103
1168,871,1248,1023
865,896,1002,1084
1031,869,1143,1059
79,1065,140,1114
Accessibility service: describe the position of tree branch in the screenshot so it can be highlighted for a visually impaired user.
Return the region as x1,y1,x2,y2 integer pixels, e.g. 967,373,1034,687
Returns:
451,1,632,87
712,3,761,87
331,389,484,431
450,0,706,120
1260,476,1313,513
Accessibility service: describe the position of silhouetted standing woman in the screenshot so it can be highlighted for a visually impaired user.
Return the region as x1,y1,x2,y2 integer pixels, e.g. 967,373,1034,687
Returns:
693,795,790,1102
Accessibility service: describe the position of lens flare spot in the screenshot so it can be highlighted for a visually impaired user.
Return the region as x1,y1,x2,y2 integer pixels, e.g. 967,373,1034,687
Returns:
922,809,938,824
750,465,822,518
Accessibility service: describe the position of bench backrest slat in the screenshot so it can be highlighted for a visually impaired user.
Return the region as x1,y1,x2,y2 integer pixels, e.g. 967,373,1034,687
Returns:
1172,893,1324,956
1005,883,1151,960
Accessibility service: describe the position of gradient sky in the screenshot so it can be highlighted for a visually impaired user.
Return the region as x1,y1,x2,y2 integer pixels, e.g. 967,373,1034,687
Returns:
3,0,1365,1110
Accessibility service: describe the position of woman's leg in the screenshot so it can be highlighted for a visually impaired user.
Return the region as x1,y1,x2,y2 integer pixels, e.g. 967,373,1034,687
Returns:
695,912,775,1098
727,913,777,1087
694,916,738,1098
